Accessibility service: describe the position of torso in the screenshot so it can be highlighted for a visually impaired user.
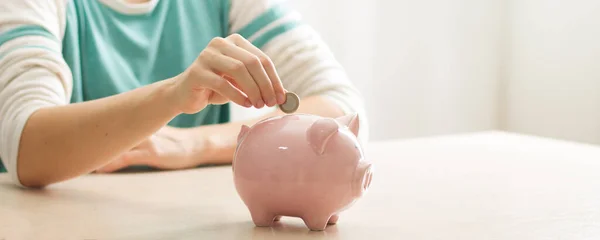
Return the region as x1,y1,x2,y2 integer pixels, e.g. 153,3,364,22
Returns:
63,0,231,127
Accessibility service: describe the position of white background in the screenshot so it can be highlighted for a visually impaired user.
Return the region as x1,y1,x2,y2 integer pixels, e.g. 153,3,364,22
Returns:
233,0,600,145
504,0,600,145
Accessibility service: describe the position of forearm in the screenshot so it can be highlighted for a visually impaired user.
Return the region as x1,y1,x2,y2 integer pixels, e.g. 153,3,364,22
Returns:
18,78,181,187
197,95,345,164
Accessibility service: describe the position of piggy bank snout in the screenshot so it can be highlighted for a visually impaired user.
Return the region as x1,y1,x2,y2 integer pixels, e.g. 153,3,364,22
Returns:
354,163,373,198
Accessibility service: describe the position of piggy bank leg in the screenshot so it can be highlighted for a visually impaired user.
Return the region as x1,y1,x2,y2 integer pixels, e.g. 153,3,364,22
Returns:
302,214,332,231
328,214,339,225
250,210,277,227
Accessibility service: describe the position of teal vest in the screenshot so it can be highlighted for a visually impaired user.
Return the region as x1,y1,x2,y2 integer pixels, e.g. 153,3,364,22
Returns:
64,0,231,127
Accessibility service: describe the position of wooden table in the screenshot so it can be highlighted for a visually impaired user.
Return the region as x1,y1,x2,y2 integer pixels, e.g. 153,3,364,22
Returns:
2,131,600,240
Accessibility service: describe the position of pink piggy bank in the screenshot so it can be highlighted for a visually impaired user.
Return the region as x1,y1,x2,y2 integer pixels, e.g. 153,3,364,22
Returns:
233,113,373,231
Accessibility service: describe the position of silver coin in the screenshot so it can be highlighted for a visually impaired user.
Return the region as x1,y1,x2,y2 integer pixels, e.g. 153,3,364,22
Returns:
279,92,300,113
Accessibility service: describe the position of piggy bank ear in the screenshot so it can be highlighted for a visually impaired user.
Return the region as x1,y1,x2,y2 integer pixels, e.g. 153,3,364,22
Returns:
237,125,251,144
336,113,359,137
307,118,339,155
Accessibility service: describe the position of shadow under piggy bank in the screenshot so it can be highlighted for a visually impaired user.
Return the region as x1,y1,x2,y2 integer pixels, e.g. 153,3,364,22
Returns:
251,217,340,239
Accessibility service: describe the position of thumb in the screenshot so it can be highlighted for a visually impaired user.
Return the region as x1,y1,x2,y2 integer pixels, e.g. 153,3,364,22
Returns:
208,92,229,105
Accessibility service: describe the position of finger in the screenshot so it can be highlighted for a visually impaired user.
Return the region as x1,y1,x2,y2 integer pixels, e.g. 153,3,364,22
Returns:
227,34,286,105
223,35,276,107
196,52,252,107
206,72,251,107
208,91,229,105
222,74,242,89
204,40,263,108
219,75,249,105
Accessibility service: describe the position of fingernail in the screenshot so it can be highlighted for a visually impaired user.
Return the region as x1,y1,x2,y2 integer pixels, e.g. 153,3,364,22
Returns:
256,99,265,108
266,98,276,107
277,93,285,104
244,99,253,108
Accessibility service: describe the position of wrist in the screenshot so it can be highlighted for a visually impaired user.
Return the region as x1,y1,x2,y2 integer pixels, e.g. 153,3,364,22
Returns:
168,125,221,165
158,75,186,116
191,124,238,164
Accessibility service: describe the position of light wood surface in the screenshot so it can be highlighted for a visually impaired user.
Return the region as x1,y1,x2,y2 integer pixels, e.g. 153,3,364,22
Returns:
2,131,600,240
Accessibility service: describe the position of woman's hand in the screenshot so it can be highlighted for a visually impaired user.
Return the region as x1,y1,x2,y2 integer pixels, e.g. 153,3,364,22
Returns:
95,126,210,173
172,34,287,114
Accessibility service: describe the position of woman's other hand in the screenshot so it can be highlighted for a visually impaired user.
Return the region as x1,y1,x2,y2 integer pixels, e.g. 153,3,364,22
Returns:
95,126,211,173
172,34,287,114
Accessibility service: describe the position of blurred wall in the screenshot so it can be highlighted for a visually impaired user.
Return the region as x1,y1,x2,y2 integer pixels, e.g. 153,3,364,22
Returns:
367,0,504,140
233,0,600,144
282,0,504,141
504,0,600,145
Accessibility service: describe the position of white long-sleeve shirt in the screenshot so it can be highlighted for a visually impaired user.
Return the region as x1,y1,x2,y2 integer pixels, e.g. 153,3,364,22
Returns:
0,0,368,186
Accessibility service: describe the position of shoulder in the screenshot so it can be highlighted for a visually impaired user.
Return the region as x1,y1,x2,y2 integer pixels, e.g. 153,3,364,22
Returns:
0,0,69,40
228,0,300,46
